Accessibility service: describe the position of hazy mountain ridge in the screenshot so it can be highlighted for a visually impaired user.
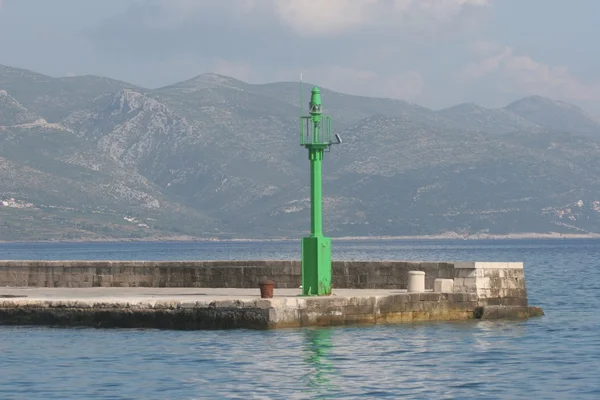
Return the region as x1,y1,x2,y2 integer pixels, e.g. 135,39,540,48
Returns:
438,102,544,135
505,95,600,138
2,64,600,240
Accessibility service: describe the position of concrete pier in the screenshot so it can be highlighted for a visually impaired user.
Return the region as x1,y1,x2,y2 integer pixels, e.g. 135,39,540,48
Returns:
0,260,544,330
0,287,543,330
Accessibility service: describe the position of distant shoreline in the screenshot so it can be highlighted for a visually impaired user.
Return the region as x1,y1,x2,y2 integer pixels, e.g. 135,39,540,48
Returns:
2,232,600,244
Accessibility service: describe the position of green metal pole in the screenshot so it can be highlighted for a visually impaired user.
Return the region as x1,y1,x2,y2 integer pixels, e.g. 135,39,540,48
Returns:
301,86,332,296
310,153,323,236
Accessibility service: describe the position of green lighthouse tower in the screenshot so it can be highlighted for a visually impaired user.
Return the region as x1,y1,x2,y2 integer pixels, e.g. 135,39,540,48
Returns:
300,85,340,296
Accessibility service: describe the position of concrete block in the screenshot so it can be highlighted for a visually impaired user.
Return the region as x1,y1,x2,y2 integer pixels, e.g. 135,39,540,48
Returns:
434,278,454,293
453,262,476,270
421,292,442,301
456,268,477,278
412,311,430,321
477,276,491,289
428,302,450,317
408,301,424,312
448,293,468,302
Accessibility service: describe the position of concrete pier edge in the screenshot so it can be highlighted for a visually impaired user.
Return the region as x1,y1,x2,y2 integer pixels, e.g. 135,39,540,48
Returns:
0,260,544,330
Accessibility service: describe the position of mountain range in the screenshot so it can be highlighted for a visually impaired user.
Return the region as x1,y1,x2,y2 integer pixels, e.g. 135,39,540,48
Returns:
2,64,600,241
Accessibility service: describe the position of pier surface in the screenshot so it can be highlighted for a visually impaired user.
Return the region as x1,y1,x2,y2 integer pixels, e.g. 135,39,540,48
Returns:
0,286,543,330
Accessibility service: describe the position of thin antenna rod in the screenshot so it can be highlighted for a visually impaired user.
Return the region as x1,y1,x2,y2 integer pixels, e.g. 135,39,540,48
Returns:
299,73,304,144
300,73,303,117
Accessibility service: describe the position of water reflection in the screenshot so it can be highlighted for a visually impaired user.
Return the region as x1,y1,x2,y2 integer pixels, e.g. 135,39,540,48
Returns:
0,240,599,398
302,328,337,396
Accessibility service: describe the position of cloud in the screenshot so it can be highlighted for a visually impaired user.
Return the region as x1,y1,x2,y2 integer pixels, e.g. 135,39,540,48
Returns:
273,0,381,36
464,41,600,102
272,0,491,33
108,0,490,36
127,0,260,28
84,0,489,94
276,0,490,31
266,0,490,36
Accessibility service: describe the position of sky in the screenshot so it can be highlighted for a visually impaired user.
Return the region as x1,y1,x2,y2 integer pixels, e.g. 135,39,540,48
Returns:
1,0,599,115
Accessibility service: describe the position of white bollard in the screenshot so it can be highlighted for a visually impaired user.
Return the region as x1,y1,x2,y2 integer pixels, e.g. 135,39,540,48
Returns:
408,271,425,293
434,278,454,293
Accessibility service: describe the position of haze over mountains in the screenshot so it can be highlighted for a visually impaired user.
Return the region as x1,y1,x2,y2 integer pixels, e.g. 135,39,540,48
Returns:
2,64,600,241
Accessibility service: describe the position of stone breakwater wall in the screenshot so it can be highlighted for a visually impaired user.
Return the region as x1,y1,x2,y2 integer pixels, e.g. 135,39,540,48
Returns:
0,260,529,308
0,260,454,289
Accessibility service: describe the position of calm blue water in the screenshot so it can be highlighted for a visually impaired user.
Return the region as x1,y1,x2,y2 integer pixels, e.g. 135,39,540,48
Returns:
0,239,599,399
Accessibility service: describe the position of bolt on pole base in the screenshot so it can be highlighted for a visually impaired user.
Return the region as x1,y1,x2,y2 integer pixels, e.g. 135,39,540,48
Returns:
301,236,332,296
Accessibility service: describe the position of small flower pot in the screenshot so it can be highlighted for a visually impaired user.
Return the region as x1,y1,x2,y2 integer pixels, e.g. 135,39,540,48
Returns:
259,280,276,298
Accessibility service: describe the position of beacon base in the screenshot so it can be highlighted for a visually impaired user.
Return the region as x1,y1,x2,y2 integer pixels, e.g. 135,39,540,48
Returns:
301,236,332,296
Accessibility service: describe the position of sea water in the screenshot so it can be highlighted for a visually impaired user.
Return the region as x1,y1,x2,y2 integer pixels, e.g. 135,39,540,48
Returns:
0,239,598,399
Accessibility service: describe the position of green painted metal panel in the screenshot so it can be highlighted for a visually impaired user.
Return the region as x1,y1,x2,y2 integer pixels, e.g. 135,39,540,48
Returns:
301,236,331,296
